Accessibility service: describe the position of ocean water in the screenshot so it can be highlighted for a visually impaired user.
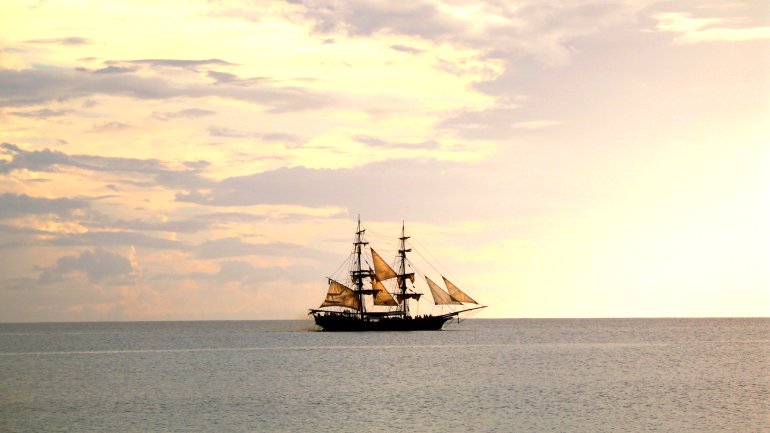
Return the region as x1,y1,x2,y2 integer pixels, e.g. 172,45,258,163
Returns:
0,318,767,433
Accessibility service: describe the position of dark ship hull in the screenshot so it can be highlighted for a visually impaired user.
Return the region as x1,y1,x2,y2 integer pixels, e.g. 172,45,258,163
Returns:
312,311,455,331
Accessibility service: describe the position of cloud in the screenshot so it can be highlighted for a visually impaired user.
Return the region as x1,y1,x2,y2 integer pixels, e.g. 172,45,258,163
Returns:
183,160,211,170
442,107,563,140
0,196,283,253
653,12,770,43
206,70,272,86
207,70,239,83
93,66,136,74
284,1,646,67
214,260,270,283
155,108,216,120
304,1,460,38
173,158,524,222
89,217,211,234
0,142,83,174
208,127,256,138
154,259,317,286
9,108,72,118
512,120,563,130
354,135,440,149
38,248,133,284
212,260,317,284
51,230,186,250
24,37,91,46
439,105,524,140
196,237,330,260
90,121,131,132
0,142,210,190
1,143,529,224
390,44,423,54
208,127,303,144
172,163,373,208
0,193,89,219
122,58,235,69
0,67,329,112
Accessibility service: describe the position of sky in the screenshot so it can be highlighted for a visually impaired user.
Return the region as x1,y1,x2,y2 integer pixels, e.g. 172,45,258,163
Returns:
0,0,768,322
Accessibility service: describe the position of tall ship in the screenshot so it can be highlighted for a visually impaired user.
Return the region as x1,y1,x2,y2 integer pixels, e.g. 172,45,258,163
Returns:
309,218,485,331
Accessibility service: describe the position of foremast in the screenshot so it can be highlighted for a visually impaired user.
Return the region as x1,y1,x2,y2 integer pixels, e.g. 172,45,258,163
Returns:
351,217,373,319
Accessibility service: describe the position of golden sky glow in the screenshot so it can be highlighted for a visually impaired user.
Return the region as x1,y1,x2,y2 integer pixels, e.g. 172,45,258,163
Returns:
0,0,768,321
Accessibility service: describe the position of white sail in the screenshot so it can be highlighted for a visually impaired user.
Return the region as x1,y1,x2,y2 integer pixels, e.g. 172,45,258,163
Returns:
443,277,477,304
370,248,397,281
426,276,461,305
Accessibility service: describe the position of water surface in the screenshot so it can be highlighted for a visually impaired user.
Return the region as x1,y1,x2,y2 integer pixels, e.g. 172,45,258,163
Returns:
1,318,767,432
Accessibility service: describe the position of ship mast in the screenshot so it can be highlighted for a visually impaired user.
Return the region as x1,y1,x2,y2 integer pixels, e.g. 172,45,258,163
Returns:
351,216,369,319
397,221,412,318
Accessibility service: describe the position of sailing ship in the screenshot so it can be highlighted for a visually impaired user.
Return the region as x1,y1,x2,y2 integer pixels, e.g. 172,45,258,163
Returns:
309,218,485,331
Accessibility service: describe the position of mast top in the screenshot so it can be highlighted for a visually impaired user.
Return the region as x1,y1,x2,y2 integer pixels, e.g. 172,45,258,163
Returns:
400,220,410,240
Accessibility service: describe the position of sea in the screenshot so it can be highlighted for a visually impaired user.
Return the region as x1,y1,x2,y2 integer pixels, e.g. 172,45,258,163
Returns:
0,318,767,433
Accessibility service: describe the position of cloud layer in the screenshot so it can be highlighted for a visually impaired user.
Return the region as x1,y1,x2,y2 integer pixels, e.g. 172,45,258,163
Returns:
1,0,768,321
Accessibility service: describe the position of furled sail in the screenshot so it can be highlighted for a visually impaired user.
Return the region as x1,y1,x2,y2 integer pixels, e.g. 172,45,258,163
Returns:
370,248,397,281
443,277,477,304
372,279,398,306
320,280,360,310
397,273,415,287
396,293,422,303
426,276,462,305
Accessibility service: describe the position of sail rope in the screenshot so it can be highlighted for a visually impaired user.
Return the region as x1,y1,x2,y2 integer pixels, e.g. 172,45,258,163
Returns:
407,238,446,272
363,232,400,258
407,237,467,290
329,251,352,282
406,238,481,311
